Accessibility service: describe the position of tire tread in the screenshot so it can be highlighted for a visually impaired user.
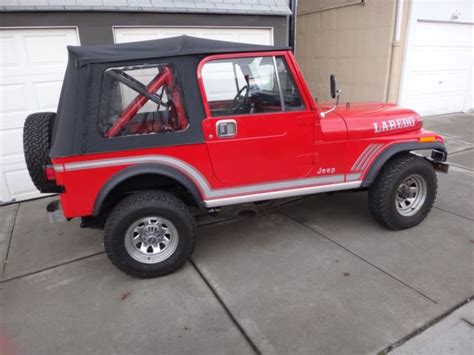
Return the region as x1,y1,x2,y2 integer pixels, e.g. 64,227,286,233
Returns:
368,154,437,230
104,190,196,278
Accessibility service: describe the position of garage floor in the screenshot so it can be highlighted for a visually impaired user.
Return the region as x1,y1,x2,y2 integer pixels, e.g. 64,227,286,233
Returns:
1,113,473,355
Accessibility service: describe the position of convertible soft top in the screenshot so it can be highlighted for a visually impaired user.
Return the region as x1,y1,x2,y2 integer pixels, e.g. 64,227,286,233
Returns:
69,35,288,67
51,35,289,158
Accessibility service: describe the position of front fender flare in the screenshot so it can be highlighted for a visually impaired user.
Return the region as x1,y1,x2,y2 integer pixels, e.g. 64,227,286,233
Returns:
93,163,204,216
361,142,447,188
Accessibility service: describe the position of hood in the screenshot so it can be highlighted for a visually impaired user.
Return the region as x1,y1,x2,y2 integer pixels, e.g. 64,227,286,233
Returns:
326,102,423,139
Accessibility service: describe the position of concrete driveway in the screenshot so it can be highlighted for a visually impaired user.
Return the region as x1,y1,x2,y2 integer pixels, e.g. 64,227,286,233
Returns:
1,113,473,355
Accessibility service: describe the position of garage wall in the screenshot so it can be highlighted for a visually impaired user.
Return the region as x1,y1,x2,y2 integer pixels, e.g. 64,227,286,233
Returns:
0,12,288,46
296,0,397,102
399,0,474,116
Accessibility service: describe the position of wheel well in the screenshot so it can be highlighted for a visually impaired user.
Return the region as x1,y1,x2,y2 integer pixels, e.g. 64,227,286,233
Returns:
94,172,201,222
361,142,447,188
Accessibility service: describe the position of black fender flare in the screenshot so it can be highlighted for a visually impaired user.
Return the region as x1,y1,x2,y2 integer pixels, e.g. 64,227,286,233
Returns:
361,142,447,188
93,163,204,216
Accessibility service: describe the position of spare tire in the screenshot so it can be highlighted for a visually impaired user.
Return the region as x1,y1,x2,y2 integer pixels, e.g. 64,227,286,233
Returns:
23,112,57,192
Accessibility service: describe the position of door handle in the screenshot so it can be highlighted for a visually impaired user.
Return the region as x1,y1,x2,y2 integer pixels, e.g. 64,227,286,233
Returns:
216,119,237,138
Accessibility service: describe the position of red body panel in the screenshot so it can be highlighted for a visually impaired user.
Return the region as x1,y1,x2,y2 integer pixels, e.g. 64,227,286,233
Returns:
51,50,444,219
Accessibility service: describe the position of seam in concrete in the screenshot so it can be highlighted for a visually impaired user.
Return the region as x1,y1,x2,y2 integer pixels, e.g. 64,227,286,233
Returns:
0,193,57,207
2,203,20,278
189,259,261,355
279,211,438,304
446,146,474,156
197,217,239,228
433,206,474,222
446,162,474,172
0,251,105,284
438,133,474,146
461,318,474,328
379,296,473,354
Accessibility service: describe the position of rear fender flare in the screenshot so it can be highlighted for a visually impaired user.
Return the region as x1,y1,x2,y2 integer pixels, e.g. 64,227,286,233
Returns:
93,163,204,216
361,142,447,188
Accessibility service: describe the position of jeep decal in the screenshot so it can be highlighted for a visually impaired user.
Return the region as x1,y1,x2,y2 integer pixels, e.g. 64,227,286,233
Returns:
373,117,416,133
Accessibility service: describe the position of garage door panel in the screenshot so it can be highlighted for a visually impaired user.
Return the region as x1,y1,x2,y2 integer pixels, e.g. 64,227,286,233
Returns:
114,27,273,46
402,93,466,117
407,47,473,71
400,20,473,116
413,22,474,47
24,31,76,66
0,82,28,114
1,129,24,158
3,164,40,203
0,35,22,69
403,70,470,96
0,28,78,204
33,80,63,110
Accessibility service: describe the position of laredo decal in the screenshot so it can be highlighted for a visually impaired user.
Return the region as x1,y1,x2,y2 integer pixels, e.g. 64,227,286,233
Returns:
373,117,416,134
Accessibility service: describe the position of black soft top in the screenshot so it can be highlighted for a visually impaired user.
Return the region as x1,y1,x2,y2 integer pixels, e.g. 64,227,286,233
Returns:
69,35,288,67
51,36,289,158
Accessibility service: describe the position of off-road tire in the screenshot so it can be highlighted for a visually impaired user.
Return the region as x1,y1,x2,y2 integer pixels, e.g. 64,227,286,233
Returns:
23,112,56,192
104,191,196,278
368,154,437,230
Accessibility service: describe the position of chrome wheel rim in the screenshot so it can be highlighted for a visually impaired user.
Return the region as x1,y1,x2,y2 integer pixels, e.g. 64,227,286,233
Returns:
124,216,179,264
395,174,427,217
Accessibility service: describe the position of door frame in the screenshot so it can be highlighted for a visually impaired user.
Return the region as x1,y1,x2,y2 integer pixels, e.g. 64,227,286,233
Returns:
197,50,316,118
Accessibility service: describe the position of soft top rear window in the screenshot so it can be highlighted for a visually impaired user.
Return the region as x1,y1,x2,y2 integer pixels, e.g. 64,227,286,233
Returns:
98,63,189,138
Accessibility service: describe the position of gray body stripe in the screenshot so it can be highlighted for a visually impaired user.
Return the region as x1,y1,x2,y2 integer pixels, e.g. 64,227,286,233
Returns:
360,144,382,171
58,155,357,200
351,144,373,172
207,174,345,198
354,145,378,171
346,173,362,182
352,144,383,172
204,181,363,207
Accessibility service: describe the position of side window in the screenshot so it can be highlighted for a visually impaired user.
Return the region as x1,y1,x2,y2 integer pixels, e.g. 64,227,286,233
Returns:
98,63,189,138
275,57,305,111
201,56,305,117
202,56,282,117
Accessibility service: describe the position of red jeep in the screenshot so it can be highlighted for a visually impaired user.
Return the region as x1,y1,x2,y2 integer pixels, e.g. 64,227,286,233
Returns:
23,36,448,278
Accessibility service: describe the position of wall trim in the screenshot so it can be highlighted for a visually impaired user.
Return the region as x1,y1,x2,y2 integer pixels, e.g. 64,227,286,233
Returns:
298,0,364,16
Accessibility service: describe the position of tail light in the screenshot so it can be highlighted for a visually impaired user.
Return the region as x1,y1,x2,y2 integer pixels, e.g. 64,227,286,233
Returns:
44,165,56,181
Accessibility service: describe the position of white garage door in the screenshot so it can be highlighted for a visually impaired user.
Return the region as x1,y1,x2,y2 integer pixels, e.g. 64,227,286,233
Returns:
399,20,473,116
0,28,79,204
113,26,273,45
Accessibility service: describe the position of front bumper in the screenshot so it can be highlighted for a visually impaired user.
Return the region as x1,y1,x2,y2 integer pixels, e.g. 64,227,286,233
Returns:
430,149,449,173
46,200,67,223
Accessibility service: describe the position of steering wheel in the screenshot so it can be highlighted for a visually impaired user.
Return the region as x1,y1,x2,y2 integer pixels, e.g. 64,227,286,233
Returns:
230,85,250,114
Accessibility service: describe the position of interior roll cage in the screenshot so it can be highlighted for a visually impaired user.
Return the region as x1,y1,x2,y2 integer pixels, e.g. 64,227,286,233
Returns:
105,65,187,138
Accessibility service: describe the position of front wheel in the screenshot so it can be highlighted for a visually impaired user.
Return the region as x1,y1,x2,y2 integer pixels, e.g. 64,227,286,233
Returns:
368,154,437,230
104,191,196,278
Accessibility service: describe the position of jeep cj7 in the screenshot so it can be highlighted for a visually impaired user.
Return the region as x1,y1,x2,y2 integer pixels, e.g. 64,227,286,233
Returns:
23,36,449,278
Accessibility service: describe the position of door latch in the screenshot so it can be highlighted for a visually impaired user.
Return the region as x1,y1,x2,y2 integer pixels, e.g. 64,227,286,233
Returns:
216,119,237,138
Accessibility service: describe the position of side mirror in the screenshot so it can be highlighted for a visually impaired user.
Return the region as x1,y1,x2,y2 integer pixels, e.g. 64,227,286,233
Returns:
321,74,343,118
330,74,336,99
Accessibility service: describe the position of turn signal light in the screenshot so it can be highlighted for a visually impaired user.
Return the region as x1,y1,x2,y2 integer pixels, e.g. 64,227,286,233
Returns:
419,136,436,143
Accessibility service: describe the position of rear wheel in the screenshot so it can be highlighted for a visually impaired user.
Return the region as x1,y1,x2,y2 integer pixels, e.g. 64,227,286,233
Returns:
368,154,437,230
23,112,56,192
104,191,196,278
